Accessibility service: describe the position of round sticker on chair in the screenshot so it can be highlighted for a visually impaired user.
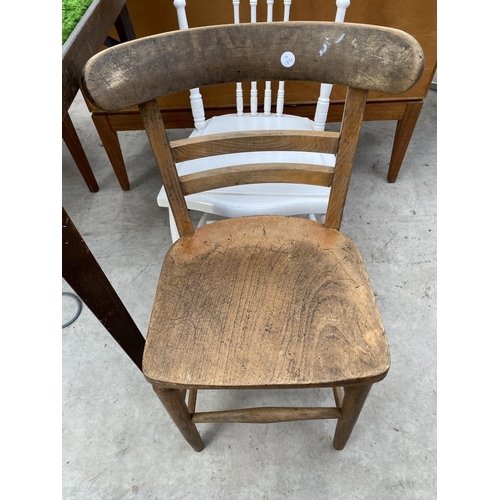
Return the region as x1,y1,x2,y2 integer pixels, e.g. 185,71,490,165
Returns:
281,51,295,68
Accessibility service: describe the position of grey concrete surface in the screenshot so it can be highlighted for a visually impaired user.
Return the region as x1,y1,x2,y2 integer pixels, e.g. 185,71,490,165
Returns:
62,88,436,499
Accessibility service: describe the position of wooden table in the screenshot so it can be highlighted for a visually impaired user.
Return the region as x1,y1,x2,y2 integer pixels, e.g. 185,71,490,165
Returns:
62,0,135,192
87,0,436,189
63,0,144,367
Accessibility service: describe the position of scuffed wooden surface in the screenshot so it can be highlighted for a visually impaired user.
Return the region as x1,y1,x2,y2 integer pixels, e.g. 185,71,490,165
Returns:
82,22,424,112
143,216,389,389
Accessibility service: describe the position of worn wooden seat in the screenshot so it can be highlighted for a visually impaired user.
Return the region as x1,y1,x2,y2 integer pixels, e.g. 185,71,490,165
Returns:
82,21,424,452
144,216,389,389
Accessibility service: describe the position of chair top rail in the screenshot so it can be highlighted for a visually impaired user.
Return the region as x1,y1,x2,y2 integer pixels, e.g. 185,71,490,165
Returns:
82,21,424,112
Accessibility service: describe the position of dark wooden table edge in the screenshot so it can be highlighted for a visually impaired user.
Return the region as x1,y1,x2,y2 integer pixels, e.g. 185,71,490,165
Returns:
63,0,127,119
62,208,145,370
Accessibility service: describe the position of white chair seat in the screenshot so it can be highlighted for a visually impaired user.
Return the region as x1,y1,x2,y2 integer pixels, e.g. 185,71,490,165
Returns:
193,112,316,134
157,113,335,218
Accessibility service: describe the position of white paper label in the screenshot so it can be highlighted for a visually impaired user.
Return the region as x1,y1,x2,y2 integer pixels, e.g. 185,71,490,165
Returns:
280,51,295,68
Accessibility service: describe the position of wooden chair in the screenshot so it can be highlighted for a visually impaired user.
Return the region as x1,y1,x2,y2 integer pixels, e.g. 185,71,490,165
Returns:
82,21,424,451
159,0,351,242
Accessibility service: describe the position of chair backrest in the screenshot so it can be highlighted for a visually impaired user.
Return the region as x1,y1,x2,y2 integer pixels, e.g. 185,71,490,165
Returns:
172,0,351,131
82,22,424,233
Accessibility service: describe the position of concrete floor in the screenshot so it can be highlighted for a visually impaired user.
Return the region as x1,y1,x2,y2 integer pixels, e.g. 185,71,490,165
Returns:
62,89,436,499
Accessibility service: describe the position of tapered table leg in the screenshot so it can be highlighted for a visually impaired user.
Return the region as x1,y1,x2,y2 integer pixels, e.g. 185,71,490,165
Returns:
387,100,423,183
62,114,99,192
92,114,130,190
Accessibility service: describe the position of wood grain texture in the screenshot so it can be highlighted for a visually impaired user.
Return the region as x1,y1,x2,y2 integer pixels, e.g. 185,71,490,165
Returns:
180,163,334,196
82,22,424,112
171,130,339,162
143,216,390,389
192,406,341,423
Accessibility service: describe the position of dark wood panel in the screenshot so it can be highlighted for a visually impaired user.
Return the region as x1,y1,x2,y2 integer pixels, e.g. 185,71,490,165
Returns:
62,208,145,370
63,0,127,118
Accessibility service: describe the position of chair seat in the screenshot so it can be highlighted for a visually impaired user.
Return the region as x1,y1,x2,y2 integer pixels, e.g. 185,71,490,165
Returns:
143,216,390,389
157,113,335,216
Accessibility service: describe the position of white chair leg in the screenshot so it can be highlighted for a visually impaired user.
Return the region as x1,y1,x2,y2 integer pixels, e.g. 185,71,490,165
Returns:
169,208,181,244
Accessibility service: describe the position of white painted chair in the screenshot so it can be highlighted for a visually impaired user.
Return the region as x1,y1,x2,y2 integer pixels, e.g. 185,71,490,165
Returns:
158,0,351,242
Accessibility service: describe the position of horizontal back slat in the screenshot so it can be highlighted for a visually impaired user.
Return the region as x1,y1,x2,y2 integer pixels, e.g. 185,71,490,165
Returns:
82,22,424,112
180,163,335,196
171,130,339,162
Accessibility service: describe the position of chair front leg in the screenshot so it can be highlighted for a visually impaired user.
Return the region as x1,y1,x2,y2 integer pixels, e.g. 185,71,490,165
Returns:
333,383,373,450
153,386,204,452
